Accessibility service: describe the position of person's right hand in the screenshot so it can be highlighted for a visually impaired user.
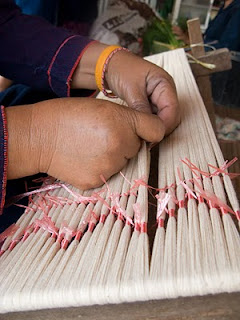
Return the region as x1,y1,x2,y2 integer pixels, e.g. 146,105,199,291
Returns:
172,25,189,44
6,97,165,190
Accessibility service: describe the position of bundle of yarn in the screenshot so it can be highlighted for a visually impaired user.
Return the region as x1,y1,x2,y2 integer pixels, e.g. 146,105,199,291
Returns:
0,49,239,313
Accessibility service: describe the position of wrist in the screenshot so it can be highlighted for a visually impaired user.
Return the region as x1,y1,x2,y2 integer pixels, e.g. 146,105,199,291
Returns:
95,46,130,97
6,104,41,179
6,101,62,180
71,42,109,90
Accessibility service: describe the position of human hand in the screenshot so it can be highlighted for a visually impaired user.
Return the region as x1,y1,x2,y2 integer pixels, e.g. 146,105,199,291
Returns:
71,43,180,135
172,25,189,44
0,76,13,92
105,49,180,135
6,98,165,189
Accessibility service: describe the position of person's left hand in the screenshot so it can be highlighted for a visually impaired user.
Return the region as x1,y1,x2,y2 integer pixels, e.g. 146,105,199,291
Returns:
105,49,180,135
72,43,180,136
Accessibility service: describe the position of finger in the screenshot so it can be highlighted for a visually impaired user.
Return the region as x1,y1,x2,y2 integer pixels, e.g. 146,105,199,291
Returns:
131,110,165,143
150,79,180,135
123,87,152,114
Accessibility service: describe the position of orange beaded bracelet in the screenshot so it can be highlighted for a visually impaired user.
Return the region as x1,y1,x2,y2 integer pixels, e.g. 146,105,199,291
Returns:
95,45,129,98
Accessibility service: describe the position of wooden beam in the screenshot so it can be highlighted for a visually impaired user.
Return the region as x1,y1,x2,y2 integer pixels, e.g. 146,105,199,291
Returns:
190,48,232,77
2,293,240,320
187,18,205,57
187,17,215,129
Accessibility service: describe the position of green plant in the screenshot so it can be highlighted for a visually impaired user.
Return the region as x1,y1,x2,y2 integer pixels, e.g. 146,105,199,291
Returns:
142,18,183,55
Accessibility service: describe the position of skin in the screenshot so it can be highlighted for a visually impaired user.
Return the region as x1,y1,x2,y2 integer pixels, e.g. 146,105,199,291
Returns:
172,0,233,44
224,0,233,9
72,42,180,136
6,42,180,190
6,98,165,190
0,76,13,93
172,25,190,44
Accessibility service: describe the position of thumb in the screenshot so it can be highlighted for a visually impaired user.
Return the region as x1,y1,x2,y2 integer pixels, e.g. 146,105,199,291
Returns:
131,110,166,143
124,89,152,114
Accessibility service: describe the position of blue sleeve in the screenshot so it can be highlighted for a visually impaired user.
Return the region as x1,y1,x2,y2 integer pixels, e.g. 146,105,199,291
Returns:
0,0,94,97
209,10,240,51
0,106,8,215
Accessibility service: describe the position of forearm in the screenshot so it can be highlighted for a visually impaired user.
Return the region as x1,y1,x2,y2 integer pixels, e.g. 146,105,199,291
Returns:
71,42,109,90
0,0,93,97
5,105,40,179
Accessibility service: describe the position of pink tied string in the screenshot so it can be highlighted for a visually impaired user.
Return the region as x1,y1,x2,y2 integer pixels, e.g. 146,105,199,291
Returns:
9,228,29,250
178,200,185,208
22,222,34,241
110,192,130,223
99,213,107,224
168,209,175,217
182,157,240,180
133,203,147,233
14,195,52,238
132,177,155,197
8,238,21,251
75,215,91,240
158,182,176,193
88,208,101,232
88,211,99,233
120,172,150,197
7,180,102,210
76,204,98,238
88,221,96,233
181,158,209,178
4,183,62,208
235,210,240,221
32,175,56,185
57,221,76,249
0,224,19,252
8,220,36,250
75,230,83,241
119,171,132,191
109,192,120,214
168,187,178,205
99,174,120,210
34,215,58,238
44,194,72,207
100,174,133,225
158,218,165,228
209,157,240,179
197,196,204,204
126,216,134,227
37,196,51,216
14,203,37,213
156,192,170,225
208,200,217,209
92,191,111,212
177,168,197,200
60,184,98,205
193,178,235,216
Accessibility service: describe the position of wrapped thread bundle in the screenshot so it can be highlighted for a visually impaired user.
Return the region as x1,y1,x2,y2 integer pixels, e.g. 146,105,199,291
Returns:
0,49,239,313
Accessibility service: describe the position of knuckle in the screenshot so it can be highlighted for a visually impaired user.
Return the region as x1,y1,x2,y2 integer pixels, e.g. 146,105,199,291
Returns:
131,101,150,113
80,176,103,191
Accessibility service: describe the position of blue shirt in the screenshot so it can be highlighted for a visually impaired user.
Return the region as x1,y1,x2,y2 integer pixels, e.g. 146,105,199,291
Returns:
204,0,240,51
0,0,94,214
